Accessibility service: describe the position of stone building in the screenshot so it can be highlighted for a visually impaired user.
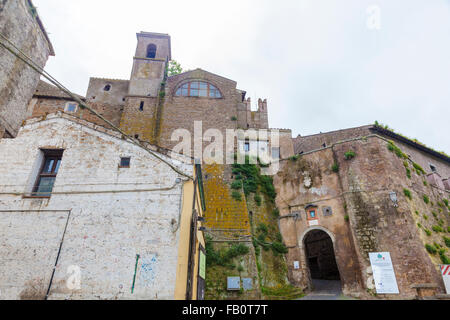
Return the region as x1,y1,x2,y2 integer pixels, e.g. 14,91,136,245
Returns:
0,112,206,300
0,0,54,138
1,23,449,300
275,125,450,298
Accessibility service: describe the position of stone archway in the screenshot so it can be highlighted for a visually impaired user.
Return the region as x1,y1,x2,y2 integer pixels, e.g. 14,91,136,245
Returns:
300,227,341,293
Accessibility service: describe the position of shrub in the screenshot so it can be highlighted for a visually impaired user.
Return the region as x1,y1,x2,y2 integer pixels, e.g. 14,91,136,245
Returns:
232,191,242,201
344,150,356,160
403,189,412,200
331,162,339,173
425,244,437,254
272,208,280,217
272,241,289,254
432,211,438,219
444,199,449,207
254,194,262,206
231,181,242,190
437,201,444,208
415,211,419,215
425,229,432,236
237,265,244,272
413,162,426,175
257,223,268,235
403,160,409,168
289,155,300,161
231,116,237,121
406,168,411,179
444,236,450,248
417,223,422,229
432,225,444,233
423,180,428,186
423,214,428,220
344,215,349,222
440,252,450,264
423,195,430,204
387,141,408,159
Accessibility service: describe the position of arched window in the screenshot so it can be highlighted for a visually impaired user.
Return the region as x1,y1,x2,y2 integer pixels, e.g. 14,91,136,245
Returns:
175,81,222,98
146,44,157,59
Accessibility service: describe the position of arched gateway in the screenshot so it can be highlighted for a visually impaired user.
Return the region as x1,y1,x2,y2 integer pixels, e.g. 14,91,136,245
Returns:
301,228,341,283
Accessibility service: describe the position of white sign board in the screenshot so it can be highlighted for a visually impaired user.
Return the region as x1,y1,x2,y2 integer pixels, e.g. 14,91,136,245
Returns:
369,252,399,294
441,265,450,294
294,261,300,270
308,220,319,226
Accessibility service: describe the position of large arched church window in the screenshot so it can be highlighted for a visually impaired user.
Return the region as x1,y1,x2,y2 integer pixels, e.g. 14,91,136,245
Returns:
175,81,222,98
146,44,157,59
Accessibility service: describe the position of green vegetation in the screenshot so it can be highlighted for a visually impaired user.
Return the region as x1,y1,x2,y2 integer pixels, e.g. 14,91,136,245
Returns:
344,214,350,222
444,236,450,248
231,158,276,203
423,195,430,204
440,252,450,264
344,150,356,160
432,225,444,233
231,116,238,121
412,162,426,175
417,223,422,229
272,208,280,217
423,180,428,186
403,188,412,200
423,214,428,220
205,237,250,269
443,199,449,207
448,226,450,233
289,155,300,161
231,181,242,190
425,229,432,236
331,162,339,173
432,211,438,219
387,141,408,159
425,244,437,254
167,60,183,76
406,168,411,179
254,194,262,206
260,285,305,300
231,190,242,201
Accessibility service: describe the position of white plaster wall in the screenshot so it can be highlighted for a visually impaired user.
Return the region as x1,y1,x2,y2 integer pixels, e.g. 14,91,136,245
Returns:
0,116,193,300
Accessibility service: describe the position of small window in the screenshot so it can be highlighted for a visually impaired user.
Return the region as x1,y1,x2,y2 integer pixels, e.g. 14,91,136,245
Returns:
272,147,280,159
120,157,131,168
32,149,64,197
139,101,144,111
134,134,139,139
146,44,157,59
430,164,437,173
104,84,111,91
65,103,78,113
306,207,318,221
244,142,250,152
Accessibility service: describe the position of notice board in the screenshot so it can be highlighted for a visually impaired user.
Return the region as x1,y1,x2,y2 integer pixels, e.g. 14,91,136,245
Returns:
369,252,399,294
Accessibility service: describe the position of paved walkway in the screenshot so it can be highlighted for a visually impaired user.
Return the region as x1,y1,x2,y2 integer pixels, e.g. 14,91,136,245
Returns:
299,279,355,300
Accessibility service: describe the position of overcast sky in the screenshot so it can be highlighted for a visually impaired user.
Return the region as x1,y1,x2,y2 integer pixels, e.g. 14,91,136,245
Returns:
33,0,450,154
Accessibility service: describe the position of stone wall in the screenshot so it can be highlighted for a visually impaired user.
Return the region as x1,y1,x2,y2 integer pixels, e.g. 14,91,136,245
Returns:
0,0,53,137
274,135,449,299
0,114,193,300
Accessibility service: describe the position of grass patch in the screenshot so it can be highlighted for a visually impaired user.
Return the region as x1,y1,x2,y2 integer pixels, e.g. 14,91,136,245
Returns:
231,191,242,201
344,150,356,160
412,162,426,175
403,188,412,200
425,244,437,254
331,162,339,173
423,195,430,204
432,225,444,233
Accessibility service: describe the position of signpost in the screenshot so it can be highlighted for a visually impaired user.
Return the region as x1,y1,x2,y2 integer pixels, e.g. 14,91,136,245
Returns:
441,265,450,294
369,252,399,294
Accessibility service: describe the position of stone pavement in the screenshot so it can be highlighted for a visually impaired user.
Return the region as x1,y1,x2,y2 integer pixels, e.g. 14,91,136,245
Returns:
298,279,356,300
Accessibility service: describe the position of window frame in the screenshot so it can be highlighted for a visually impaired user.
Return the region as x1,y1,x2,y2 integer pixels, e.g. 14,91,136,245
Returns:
119,157,131,168
31,149,64,198
174,81,223,99
64,102,78,113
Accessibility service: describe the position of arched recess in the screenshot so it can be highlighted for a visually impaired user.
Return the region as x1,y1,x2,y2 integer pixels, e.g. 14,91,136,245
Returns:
300,227,341,282
146,44,157,59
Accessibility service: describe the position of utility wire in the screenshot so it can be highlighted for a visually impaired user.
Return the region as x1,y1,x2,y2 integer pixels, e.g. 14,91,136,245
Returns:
0,32,192,180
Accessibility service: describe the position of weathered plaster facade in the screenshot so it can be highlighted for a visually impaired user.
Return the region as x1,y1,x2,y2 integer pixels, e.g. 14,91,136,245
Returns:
0,113,205,300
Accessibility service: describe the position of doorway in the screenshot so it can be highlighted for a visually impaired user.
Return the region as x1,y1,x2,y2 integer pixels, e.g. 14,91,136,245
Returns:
304,229,340,281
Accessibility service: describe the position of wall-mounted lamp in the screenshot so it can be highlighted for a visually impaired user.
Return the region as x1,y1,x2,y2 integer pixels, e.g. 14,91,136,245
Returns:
389,192,398,207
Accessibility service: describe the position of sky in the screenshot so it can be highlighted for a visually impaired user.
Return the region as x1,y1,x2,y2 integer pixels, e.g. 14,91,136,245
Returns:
33,0,450,154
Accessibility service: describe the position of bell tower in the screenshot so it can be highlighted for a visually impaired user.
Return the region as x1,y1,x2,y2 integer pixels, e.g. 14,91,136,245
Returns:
128,32,171,97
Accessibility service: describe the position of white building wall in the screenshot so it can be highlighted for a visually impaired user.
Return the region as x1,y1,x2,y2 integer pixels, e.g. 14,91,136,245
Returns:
0,115,192,300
